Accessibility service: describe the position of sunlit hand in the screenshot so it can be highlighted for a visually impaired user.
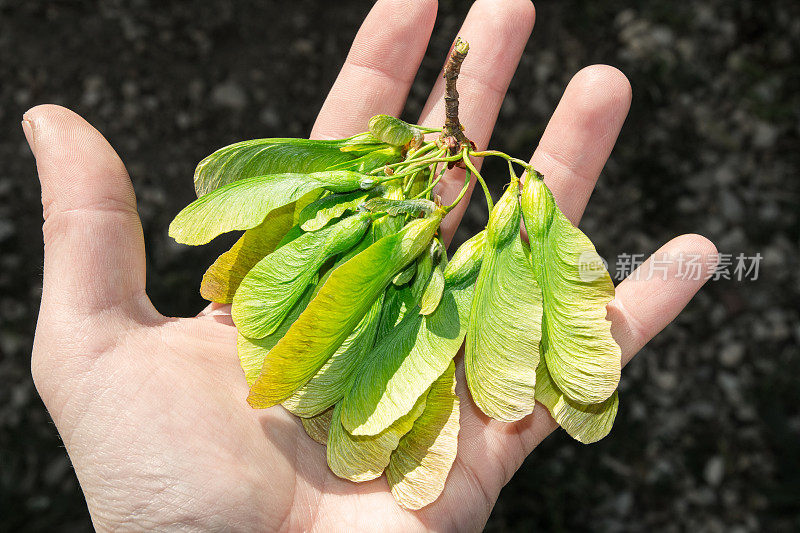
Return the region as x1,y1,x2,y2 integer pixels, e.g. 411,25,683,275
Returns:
26,1,716,530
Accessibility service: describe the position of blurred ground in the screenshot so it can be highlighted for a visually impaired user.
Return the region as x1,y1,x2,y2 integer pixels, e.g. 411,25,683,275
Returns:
1,0,798,531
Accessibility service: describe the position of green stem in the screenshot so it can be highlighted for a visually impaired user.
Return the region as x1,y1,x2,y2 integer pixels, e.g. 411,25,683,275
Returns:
463,153,493,212
469,149,532,172
413,165,447,200
370,143,438,175
403,169,422,196
390,152,462,179
416,126,443,134
405,142,437,161
443,166,472,214
507,160,519,185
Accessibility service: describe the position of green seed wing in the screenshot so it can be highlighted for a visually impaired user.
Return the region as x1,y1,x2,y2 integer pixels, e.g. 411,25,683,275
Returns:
534,357,618,444
522,179,621,404
376,284,416,340
232,213,372,339
387,362,460,510
298,190,371,232
465,186,543,422
199,202,295,303
327,395,427,483
419,262,445,316
237,283,316,386
282,294,383,418
444,230,486,286
193,136,380,197
246,215,441,408
393,263,417,286
410,245,435,304
340,266,476,436
301,407,334,446
169,171,369,245
362,197,438,218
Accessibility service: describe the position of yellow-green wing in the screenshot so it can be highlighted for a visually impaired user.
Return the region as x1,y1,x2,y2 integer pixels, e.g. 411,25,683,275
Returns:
419,261,445,316
302,408,334,446
237,283,316,386
534,356,618,444
521,178,621,404
327,395,427,483
193,134,391,197
282,295,383,418
386,362,460,510
200,203,295,303
368,115,421,147
298,190,371,232
465,185,543,422
340,260,477,436
169,171,368,245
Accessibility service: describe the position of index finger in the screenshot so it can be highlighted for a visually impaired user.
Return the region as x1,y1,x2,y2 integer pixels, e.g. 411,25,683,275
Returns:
310,0,437,140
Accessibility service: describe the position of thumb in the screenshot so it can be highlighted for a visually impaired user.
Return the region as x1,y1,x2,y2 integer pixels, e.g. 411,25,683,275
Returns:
24,104,156,323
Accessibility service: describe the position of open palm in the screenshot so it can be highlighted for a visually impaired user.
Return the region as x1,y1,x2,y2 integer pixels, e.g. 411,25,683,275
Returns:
26,1,716,530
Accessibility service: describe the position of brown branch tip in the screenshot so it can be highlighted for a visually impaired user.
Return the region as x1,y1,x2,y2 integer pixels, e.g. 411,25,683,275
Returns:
439,37,471,156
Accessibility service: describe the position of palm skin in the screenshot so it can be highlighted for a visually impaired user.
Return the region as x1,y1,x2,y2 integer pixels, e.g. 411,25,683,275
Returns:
25,1,717,531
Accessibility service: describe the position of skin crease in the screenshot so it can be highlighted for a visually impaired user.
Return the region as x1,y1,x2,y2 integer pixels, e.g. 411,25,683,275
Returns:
25,0,719,531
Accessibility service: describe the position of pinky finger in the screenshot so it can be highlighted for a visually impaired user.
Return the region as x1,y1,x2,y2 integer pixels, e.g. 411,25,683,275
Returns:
608,233,719,365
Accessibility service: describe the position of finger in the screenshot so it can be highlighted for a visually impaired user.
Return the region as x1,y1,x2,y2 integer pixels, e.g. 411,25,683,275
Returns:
453,233,718,501
23,104,154,320
310,0,437,140
529,65,632,224
418,0,536,244
608,234,719,364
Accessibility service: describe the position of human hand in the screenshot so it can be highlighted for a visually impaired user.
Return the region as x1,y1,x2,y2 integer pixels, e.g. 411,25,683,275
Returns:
26,0,717,530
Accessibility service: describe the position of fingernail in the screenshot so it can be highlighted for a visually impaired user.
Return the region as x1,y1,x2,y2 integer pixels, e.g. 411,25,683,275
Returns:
21,118,36,156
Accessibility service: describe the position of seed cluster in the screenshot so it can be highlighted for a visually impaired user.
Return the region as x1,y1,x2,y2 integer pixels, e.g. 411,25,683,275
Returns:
169,43,622,509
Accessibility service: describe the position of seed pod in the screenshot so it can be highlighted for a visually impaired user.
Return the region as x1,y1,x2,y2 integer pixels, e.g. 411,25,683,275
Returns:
419,261,445,316
393,263,417,286
521,177,621,405
368,114,423,148
362,197,437,218
444,230,486,286
465,184,543,422
387,362,459,510
170,171,376,246
410,241,436,305
194,134,399,197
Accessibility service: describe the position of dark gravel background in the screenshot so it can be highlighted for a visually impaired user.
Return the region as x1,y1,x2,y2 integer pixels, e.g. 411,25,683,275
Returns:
1,1,798,531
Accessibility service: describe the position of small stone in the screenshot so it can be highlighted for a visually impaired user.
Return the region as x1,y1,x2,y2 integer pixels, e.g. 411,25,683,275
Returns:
211,81,247,110
704,456,725,486
292,38,314,56
719,190,743,222
0,219,15,241
259,107,281,128
82,74,104,107
720,343,745,367
752,121,779,149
